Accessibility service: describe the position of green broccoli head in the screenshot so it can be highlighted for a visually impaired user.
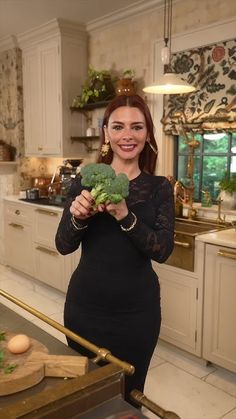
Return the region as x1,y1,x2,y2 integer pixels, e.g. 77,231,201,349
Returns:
80,163,129,208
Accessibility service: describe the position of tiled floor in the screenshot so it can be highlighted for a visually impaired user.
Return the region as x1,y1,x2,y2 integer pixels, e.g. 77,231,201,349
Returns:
0,264,236,419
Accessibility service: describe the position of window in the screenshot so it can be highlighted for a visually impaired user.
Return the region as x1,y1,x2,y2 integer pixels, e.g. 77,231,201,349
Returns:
174,132,236,203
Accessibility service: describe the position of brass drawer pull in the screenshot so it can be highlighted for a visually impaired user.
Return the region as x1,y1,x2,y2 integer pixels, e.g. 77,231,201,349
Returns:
9,222,24,229
15,209,20,215
218,250,236,260
36,246,58,256
174,240,190,248
35,208,58,217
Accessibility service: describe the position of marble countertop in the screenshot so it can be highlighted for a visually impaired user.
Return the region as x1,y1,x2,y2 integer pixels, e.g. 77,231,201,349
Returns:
196,228,236,249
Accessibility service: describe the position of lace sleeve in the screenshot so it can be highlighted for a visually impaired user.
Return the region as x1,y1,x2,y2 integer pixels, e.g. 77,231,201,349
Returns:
119,177,175,263
55,176,88,255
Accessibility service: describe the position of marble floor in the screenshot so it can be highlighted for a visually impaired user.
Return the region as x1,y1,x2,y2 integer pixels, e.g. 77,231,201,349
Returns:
0,264,236,419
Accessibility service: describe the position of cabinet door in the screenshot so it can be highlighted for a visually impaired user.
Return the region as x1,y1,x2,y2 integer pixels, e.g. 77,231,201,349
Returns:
203,244,236,373
5,219,34,276
39,39,62,155
22,47,41,155
153,262,200,355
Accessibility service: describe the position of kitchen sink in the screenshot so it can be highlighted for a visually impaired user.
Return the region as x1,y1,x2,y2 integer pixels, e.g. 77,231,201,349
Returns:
165,217,231,272
175,217,230,235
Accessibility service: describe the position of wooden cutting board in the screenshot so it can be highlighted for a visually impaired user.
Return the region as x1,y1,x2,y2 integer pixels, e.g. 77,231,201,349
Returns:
0,332,88,396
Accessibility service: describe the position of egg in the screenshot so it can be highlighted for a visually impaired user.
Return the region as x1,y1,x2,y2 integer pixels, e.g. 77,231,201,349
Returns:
7,334,31,354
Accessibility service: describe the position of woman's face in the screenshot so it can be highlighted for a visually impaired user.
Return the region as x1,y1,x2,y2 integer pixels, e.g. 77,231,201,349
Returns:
106,106,147,163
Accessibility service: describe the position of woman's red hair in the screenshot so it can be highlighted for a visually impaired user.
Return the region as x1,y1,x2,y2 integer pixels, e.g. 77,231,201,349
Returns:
97,94,158,174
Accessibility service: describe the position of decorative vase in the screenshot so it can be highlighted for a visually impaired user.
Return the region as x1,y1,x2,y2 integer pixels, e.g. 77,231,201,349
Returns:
115,78,136,96
219,190,236,210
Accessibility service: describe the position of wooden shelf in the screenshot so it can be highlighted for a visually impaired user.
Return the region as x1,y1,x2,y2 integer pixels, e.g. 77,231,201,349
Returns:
0,161,18,165
71,136,99,141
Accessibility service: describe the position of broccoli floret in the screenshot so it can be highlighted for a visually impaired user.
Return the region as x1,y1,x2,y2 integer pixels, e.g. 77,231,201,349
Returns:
80,163,129,209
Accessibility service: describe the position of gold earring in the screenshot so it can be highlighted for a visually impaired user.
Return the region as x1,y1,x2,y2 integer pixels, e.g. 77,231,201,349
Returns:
101,133,110,156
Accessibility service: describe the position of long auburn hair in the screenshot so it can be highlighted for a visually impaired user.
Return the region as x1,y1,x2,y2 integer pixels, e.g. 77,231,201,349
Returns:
97,94,158,175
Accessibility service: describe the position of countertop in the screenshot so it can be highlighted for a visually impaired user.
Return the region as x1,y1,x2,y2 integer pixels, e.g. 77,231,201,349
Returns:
196,227,236,249
4,194,64,212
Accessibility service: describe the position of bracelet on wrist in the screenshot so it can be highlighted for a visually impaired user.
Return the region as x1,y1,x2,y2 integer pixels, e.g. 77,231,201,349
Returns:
71,215,88,231
120,212,137,232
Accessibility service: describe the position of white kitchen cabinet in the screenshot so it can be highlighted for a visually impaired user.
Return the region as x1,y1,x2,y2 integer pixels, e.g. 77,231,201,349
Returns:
4,202,35,276
4,199,80,293
203,243,236,373
152,240,204,356
18,18,88,157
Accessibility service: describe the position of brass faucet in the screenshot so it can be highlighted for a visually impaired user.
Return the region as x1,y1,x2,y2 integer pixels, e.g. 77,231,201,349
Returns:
216,198,225,223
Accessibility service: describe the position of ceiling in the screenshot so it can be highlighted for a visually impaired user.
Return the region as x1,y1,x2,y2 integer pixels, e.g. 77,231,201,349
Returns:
0,0,149,39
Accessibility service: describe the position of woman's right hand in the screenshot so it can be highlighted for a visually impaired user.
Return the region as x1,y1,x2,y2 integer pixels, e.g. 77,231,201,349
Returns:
70,190,95,220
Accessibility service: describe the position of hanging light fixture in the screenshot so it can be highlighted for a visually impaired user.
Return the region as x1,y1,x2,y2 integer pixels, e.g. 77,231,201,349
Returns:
143,0,196,95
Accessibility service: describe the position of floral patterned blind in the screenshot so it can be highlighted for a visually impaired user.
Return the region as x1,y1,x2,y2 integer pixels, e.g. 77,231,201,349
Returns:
162,38,236,134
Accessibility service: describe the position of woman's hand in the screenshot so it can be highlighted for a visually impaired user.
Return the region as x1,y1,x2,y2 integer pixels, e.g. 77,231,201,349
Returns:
70,190,95,220
105,199,129,221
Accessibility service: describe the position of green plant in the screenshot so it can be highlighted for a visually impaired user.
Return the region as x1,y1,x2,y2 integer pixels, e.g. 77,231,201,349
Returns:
80,163,129,209
72,66,116,108
219,172,236,194
122,69,135,79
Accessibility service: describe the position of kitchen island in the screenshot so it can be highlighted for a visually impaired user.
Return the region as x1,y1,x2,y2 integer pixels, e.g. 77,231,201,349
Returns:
0,303,147,418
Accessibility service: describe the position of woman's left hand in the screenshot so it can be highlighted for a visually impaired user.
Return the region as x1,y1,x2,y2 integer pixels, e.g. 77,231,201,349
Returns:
105,200,129,221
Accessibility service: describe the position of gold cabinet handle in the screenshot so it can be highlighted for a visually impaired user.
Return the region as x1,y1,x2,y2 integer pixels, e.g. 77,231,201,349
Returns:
174,240,190,248
36,246,58,256
35,208,58,217
38,146,43,151
15,209,20,215
218,249,236,260
9,222,24,229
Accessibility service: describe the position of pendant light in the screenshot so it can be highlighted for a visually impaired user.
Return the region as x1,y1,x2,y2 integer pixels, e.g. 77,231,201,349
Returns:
143,0,196,95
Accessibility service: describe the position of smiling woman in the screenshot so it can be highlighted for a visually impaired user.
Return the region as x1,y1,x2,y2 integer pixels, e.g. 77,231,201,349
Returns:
55,94,175,407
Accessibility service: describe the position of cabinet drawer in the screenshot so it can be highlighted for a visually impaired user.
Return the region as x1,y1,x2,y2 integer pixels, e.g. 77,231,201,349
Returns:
34,207,61,247
34,244,65,291
5,202,34,223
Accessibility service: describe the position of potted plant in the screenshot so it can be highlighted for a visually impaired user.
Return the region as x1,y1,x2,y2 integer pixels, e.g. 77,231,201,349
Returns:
72,65,116,108
219,172,236,210
115,69,136,96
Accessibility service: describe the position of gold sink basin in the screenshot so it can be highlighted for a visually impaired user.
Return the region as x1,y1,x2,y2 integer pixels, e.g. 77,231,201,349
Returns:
166,217,231,271
175,217,230,236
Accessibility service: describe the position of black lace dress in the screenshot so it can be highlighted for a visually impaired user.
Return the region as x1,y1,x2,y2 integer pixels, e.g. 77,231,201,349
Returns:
55,171,175,404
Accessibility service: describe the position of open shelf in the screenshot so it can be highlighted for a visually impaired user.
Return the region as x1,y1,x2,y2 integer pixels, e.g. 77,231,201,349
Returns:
0,161,18,165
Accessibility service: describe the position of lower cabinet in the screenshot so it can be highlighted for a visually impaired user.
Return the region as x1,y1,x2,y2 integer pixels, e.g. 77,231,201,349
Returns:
4,200,80,293
153,261,201,356
4,203,35,277
203,243,236,373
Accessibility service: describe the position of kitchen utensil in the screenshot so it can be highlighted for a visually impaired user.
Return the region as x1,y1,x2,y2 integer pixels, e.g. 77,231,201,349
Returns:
0,332,88,395
26,188,40,200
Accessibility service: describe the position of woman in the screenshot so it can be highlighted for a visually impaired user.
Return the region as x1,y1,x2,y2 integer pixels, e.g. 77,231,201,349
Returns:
55,94,175,406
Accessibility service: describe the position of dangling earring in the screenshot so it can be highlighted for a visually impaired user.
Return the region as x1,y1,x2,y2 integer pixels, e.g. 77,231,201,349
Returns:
101,130,110,156
146,138,158,155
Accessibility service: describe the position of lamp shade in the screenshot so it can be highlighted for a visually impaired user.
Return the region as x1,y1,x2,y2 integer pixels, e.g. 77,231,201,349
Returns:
143,72,196,94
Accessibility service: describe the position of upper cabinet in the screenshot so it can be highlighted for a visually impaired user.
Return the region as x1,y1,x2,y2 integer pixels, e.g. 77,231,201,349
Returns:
18,19,88,157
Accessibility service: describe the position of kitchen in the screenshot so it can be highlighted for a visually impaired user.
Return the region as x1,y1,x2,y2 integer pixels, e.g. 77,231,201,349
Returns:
0,0,236,418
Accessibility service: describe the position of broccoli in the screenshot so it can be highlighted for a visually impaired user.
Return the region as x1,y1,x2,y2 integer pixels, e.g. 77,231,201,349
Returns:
80,163,129,209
